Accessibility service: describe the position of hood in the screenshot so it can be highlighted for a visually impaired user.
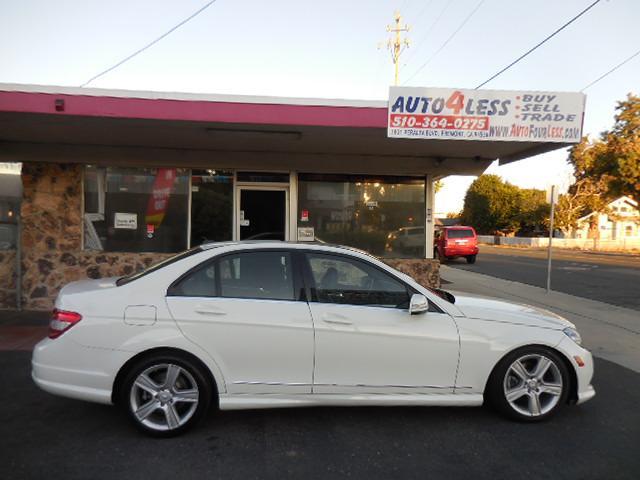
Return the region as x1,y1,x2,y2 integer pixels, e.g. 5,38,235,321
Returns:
59,277,119,296
452,293,575,330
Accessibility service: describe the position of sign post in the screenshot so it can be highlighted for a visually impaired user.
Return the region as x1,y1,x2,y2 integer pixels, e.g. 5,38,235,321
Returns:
546,185,558,293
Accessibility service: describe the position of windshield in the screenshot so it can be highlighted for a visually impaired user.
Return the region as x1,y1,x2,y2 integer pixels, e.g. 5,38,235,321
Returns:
116,246,203,286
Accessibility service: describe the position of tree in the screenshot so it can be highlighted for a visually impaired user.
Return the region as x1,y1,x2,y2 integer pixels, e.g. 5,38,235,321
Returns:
567,94,639,204
553,95,639,233
460,175,522,234
515,188,550,235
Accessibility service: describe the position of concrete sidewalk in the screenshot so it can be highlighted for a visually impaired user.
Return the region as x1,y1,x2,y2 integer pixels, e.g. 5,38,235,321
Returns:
440,265,640,373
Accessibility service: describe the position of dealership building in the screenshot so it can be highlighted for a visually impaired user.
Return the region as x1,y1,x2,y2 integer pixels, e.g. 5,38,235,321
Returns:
0,84,584,310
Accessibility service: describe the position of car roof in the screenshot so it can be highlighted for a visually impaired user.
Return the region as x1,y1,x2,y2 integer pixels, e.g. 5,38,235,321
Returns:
443,226,475,230
199,240,373,257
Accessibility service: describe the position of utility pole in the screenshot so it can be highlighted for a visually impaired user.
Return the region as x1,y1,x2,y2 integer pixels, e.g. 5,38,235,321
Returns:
382,11,410,86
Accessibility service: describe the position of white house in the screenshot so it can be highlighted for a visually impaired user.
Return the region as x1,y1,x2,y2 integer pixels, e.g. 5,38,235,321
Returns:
573,196,639,240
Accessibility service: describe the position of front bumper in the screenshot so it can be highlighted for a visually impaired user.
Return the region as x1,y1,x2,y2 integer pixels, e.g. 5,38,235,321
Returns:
555,336,596,405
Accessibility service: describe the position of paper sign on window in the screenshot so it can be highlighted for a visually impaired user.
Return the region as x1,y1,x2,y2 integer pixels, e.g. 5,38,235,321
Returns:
114,212,137,229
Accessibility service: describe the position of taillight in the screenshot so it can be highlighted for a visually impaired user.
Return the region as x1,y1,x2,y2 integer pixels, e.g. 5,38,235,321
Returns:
49,309,82,339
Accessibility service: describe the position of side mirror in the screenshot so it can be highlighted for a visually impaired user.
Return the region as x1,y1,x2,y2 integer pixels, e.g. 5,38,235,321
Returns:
409,293,429,315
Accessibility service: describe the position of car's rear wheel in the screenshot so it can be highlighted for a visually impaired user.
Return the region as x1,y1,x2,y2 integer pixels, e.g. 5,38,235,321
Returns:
466,255,476,264
120,353,212,437
487,346,570,422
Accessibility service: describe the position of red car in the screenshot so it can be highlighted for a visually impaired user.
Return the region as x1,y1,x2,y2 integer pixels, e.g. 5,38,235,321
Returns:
434,226,479,264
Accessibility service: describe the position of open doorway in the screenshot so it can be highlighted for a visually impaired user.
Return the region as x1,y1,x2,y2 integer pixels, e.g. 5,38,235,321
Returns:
238,188,287,241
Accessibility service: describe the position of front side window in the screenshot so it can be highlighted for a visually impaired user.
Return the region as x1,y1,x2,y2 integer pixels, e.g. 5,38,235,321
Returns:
219,251,295,301
306,253,409,308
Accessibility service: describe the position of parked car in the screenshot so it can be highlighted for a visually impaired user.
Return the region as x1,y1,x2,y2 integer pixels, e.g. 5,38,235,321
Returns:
32,241,594,436
434,226,479,263
385,226,425,256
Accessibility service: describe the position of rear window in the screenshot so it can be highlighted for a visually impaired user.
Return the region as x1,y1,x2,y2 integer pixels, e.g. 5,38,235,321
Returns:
116,247,203,286
446,229,475,239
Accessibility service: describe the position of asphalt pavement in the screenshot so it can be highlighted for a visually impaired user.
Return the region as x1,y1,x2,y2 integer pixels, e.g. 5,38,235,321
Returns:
446,245,640,309
1,350,638,480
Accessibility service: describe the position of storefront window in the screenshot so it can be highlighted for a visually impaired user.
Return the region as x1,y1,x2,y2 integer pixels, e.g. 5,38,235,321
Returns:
0,163,21,250
298,174,425,258
84,166,189,253
190,170,233,246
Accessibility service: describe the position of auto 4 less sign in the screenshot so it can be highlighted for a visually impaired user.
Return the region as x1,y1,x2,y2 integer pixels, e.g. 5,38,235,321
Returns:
388,86,585,143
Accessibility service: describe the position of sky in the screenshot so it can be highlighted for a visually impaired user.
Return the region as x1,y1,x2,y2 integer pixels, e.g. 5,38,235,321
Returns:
1,0,638,213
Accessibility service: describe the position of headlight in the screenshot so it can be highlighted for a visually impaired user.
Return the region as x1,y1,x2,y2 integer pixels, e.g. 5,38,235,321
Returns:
563,327,582,346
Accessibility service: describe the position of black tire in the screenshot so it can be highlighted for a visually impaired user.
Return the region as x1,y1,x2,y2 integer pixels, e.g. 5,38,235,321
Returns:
466,255,477,264
485,346,570,422
119,352,213,437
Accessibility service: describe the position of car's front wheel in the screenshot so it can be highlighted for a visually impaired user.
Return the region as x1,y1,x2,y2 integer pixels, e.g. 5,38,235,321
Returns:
487,346,570,421
466,255,477,264
120,353,213,436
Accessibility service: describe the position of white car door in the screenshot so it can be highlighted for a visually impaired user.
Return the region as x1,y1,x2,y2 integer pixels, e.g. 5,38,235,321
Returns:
166,250,314,395
304,252,459,395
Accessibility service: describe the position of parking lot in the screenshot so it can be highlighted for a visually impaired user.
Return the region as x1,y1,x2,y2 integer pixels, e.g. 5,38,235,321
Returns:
1,349,639,480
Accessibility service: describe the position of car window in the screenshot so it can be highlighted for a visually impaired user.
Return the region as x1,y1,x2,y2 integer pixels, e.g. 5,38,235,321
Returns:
117,246,203,286
447,229,474,239
306,253,409,308
219,251,295,301
169,262,216,297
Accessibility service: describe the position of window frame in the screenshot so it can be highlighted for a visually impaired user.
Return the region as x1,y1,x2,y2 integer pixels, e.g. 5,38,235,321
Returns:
301,250,438,311
167,248,307,302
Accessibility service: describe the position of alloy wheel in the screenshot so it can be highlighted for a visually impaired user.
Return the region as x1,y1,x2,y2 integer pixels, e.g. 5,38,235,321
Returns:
502,354,563,417
129,363,200,431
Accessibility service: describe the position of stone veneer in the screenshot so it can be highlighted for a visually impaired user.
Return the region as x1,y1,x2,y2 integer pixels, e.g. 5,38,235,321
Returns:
383,258,440,290
3,162,440,311
0,250,17,309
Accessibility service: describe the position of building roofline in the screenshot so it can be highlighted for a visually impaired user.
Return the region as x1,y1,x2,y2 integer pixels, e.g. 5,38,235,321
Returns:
0,83,388,109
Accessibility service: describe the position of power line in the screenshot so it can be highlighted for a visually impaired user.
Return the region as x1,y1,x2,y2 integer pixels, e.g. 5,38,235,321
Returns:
581,48,640,91
80,0,218,87
475,0,602,89
402,0,455,69
403,0,486,85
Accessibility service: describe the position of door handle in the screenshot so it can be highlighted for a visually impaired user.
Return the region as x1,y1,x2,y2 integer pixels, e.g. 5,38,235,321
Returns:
321,314,353,325
194,306,227,316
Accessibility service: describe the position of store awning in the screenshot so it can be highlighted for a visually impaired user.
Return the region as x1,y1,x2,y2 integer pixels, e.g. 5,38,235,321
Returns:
0,84,573,178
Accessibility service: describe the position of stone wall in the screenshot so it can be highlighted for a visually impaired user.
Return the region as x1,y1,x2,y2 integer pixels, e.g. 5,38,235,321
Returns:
0,250,17,309
383,258,440,290
17,163,175,310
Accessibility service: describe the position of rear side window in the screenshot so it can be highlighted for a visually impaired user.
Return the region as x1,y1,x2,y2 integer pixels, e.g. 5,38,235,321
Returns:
219,251,295,301
446,229,475,239
169,262,216,297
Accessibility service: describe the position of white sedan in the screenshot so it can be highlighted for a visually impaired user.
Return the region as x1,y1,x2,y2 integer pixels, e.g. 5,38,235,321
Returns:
32,242,595,436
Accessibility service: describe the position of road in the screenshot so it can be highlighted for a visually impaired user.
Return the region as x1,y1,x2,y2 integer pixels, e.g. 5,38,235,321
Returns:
1,350,639,480
446,245,640,309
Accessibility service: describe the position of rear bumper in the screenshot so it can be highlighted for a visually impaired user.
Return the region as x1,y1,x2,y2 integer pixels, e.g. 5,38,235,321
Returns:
443,246,479,257
31,337,130,405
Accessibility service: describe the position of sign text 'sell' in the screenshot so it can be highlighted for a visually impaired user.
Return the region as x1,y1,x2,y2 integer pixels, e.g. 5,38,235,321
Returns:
388,86,585,143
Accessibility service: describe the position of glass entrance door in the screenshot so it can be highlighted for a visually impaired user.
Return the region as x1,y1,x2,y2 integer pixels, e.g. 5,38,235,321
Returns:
238,188,287,241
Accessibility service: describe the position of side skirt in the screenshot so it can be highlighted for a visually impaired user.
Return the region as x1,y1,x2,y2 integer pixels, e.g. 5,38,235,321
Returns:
219,393,484,411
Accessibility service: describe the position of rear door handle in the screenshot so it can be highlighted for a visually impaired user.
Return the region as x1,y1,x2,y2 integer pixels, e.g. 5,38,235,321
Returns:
194,305,227,316
322,314,353,325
